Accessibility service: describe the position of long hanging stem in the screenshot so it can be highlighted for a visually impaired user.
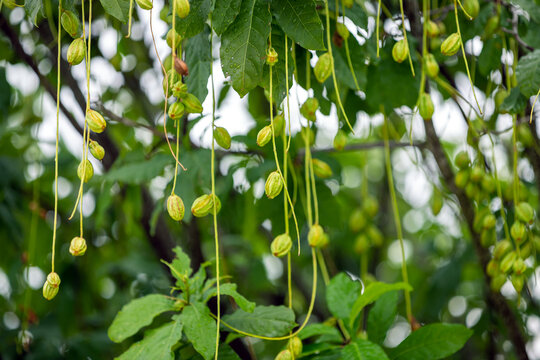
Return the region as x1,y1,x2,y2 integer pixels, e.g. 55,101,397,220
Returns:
341,2,360,91
531,88,540,124
398,0,415,76
171,118,181,195
376,0,381,57
126,0,134,38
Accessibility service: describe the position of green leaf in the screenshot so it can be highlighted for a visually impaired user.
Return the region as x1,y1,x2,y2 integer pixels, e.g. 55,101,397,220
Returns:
212,0,242,35
222,305,297,337
509,0,540,23
342,339,389,360
0,67,11,120
99,0,130,22
103,153,170,184
204,283,256,313
367,291,398,345
185,27,211,102
220,0,271,97
326,273,362,321
389,323,473,360
333,38,367,90
116,317,183,360
501,87,528,114
162,246,193,289
349,282,412,328
272,0,325,50
24,0,43,25
173,0,212,39
516,49,540,98
108,294,177,343
298,324,342,340
478,38,502,76
180,302,217,360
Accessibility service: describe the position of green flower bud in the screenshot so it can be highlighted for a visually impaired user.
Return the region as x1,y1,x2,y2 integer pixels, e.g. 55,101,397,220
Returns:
168,101,185,120
354,234,369,253
500,251,517,273
462,0,479,19
481,175,496,194
511,274,525,293
455,169,469,189
470,166,484,183
465,182,477,199
265,171,283,199
89,140,105,161
441,33,461,56
167,194,185,221
166,29,182,49
486,259,499,277
288,336,302,357
424,53,439,78
69,236,87,256
426,20,440,37
135,0,153,10
392,39,409,63
454,151,470,170
173,299,187,311
214,127,231,150
483,15,499,39
273,114,285,136
516,202,534,225
333,130,347,151
266,47,278,66
191,194,220,217
86,109,107,133
61,10,80,38
42,272,61,300
172,81,188,98
518,123,534,146
312,159,332,178
511,222,527,244
512,257,527,275
275,349,293,360
300,98,319,122
363,196,379,218
494,88,508,109
271,234,292,257
314,53,332,83
308,224,325,247
482,214,496,230
490,273,506,292
521,242,532,259
431,188,443,216
174,0,190,18
349,209,366,232
418,93,434,120
336,23,349,40
182,93,203,113
493,240,512,260
343,0,353,8
366,225,384,247
67,37,86,65
77,160,94,183
481,229,496,247
257,126,272,147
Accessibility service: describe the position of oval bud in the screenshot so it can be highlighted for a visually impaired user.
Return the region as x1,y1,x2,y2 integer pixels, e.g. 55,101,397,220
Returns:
308,224,325,247
174,57,189,76
484,15,500,39
191,194,220,217
172,81,188,98
455,169,469,189
441,33,461,56
168,101,185,120
312,159,332,178
490,273,506,292
367,225,384,247
273,114,285,135
392,39,408,63
314,53,332,83
174,0,190,18
214,127,231,149
266,47,278,66
89,140,105,160
470,166,484,183
257,126,272,147
363,196,379,218
354,234,370,254
265,171,283,199
336,23,349,40
42,272,61,300
349,209,366,232
166,29,182,49
333,130,347,151
300,98,319,122
426,20,440,37
271,234,292,258
481,175,496,194
513,257,527,275
500,251,517,273
454,151,470,170
431,188,443,216
424,53,439,78
167,194,185,221
493,240,512,260
486,259,499,277
86,109,107,133
288,337,302,357
69,236,87,256
463,0,479,19
516,202,534,225
67,37,86,65
418,93,434,120
482,214,496,230
343,0,353,8
510,221,527,244
494,88,508,109
61,10,81,38
182,93,203,113
511,274,525,293
135,0,153,9
77,160,94,183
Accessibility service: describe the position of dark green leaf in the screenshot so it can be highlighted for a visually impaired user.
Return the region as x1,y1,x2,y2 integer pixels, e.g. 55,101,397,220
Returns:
326,273,362,321
108,294,177,343
342,339,389,360
180,302,217,360
0,67,10,120
389,323,473,360
222,305,296,337
99,0,130,22
478,38,502,76
204,283,255,313
516,49,540,97
24,0,43,25
367,291,398,345
162,246,193,288
501,87,528,114
103,153,170,184
220,0,271,97
272,0,325,50
212,0,242,35
173,0,211,38
185,27,211,102
298,323,342,340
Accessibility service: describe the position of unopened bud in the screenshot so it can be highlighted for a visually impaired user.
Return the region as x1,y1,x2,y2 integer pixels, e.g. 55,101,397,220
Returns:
166,29,182,49
300,98,319,122
392,40,408,63
441,33,461,56
174,0,190,18
86,109,107,133
308,224,325,247
182,93,203,113
257,126,272,147
214,127,231,150
67,37,85,65
167,194,185,221
77,160,94,183
135,0,153,10
265,171,283,199
61,10,80,38
168,101,185,120
336,23,349,40
314,53,332,83
333,130,347,151
516,202,534,225
69,236,87,256
266,47,278,66
418,93,434,120
271,234,292,258
288,337,302,357
42,272,61,300
89,140,105,160
312,159,332,178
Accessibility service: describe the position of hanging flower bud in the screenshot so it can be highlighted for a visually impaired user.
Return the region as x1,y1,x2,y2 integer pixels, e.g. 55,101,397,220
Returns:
300,98,319,122
214,127,231,150
271,234,292,258
418,93,434,120
493,240,512,260
482,214,496,229
336,23,349,40
182,93,203,113
167,194,185,221
441,33,461,56
174,56,189,76
454,151,470,170
392,40,408,63
191,194,220,217
486,260,499,277
462,0,479,19
454,169,469,189
354,234,370,253
288,336,302,357
166,29,182,49
174,0,190,18
89,140,105,161
500,251,517,273
363,196,379,218
265,171,283,199
431,188,443,216
168,101,185,120
513,257,527,275
266,47,278,66
314,53,332,83
490,273,506,292
426,20,439,37
257,126,272,147
308,224,325,248
516,202,534,225
273,114,285,136
61,10,81,38
483,15,500,39
77,160,94,183
67,37,85,65
312,159,332,178
511,274,524,293
510,221,527,244
172,81,188,98
86,109,107,133
424,53,439,78
333,130,347,151
135,0,152,9
349,209,367,232
42,272,61,300
69,236,87,256
343,0,353,8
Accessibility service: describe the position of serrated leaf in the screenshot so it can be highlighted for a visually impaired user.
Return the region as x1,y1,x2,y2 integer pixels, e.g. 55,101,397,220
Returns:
212,0,242,35
349,282,412,328
326,273,362,321
24,0,43,25
173,0,211,39
367,291,398,345
204,283,255,313
116,317,183,360
298,324,343,343
103,153,170,184
272,0,325,50
162,246,193,289
516,49,540,98
99,0,130,22
220,0,271,97
108,294,176,343
180,302,217,360
389,323,473,360
185,27,211,102
342,339,389,360
222,305,296,337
